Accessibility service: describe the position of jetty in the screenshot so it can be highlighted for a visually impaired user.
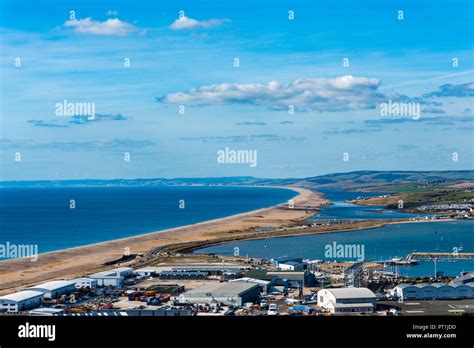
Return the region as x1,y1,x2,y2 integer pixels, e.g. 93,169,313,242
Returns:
407,252,474,261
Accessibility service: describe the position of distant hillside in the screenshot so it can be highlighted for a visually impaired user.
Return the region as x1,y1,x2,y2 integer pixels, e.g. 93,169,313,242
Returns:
0,176,262,188
283,170,474,191
1,170,473,190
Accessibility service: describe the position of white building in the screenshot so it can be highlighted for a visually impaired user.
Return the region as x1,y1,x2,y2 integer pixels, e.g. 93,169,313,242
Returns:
230,277,271,293
29,308,64,316
133,267,159,277
394,283,474,301
89,272,123,287
72,277,98,289
0,290,44,313
88,267,133,287
26,280,76,299
317,287,376,314
278,261,305,271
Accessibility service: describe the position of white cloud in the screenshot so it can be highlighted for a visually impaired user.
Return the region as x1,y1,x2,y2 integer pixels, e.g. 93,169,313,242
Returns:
157,75,387,111
423,82,474,98
105,10,119,16
170,16,228,30
64,18,136,36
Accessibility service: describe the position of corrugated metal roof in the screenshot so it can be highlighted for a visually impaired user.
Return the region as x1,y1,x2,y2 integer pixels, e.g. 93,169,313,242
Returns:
135,267,159,272
29,308,64,314
395,284,413,289
451,272,474,284
91,267,133,277
0,290,44,302
333,302,374,308
281,261,302,266
453,283,474,288
171,267,243,272
114,267,133,272
184,282,260,296
415,283,434,288
396,283,474,290
230,277,270,286
431,283,452,288
324,287,376,299
27,280,76,291
72,277,96,282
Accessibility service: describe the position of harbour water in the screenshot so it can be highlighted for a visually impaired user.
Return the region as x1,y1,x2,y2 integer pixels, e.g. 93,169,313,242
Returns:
197,188,473,277
310,188,427,220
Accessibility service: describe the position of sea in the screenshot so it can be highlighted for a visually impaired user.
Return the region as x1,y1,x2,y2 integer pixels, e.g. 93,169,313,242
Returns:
0,186,296,256
196,188,474,277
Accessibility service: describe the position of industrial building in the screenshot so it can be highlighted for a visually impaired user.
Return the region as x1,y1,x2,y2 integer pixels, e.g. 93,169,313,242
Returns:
169,266,245,277
134,267,159,277
267,270,316,287
277,261,306,271
451,272,474,285
317,287,376,314
178,281,262,306
394,283,474,301
72,277,98,289
89,267,134,287
29,308,64,316
230,277,271,293
344,263,365,288
26,280,76,299
88,272,123,287
0,290,44,313
159,271,208,280
110,267,134,277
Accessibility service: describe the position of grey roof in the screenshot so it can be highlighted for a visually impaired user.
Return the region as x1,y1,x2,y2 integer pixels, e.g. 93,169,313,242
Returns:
183,282,260,296
282,261,302,266
451,273,474,284
160,271,207,276
0,290,44,302
397,283,474,290
72,277,96,282
90,267,133,277
27,280,76,291
171,267,243,272
267,271,306,281
90,271,123,278
431,283,452,288
453,283,474,288
415,283,434,288
134,267,159,272
267,271,305,275
333,302,374,308
114,267,133,272
230,277,271,286
324,287,376,299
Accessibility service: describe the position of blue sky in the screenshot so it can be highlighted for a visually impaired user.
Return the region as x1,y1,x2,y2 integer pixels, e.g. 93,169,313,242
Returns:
0,0,473,180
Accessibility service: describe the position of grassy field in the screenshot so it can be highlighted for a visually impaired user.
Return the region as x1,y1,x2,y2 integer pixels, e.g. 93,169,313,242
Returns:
351,187,474,212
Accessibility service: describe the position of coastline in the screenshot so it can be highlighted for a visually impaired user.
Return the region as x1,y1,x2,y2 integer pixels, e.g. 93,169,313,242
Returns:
0,186,327,294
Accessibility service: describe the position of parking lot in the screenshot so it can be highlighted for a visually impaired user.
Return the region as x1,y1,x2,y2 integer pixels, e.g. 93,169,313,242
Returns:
379,299,474,315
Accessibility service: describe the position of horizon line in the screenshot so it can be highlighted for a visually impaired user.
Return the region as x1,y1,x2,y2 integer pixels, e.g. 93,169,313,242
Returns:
1,169,473,184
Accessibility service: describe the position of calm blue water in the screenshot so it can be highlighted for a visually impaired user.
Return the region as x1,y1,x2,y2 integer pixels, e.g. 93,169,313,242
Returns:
197,221,474,277
0,186,295,256
197,188,473,277
310,188,427,220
